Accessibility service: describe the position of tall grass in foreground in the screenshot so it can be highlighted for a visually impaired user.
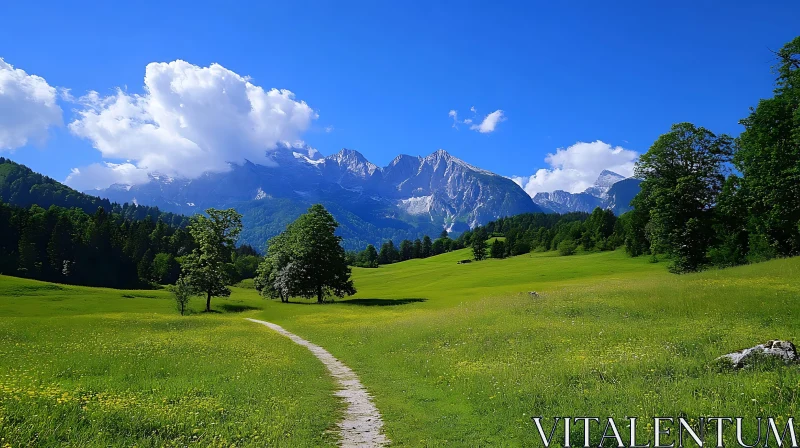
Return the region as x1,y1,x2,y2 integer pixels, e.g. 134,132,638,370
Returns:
0,278,341,447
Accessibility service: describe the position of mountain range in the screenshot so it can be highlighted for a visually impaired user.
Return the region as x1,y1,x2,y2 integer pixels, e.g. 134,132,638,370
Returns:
531,170,642,216
90,146,640,250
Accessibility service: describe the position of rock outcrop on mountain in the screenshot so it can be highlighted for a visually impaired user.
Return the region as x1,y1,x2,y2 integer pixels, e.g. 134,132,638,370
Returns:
92,146,542,249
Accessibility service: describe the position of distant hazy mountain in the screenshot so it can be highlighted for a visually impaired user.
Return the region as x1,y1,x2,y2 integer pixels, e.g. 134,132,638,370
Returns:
532,190,602,215
532,170,640,214
603,177,643,215
92,146,542,250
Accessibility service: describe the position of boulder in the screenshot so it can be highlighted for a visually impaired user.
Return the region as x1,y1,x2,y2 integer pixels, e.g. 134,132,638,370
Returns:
718,340,798,369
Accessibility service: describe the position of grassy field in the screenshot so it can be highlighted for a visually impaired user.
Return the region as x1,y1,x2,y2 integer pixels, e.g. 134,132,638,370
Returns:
2,249,800,446
0,278,341,447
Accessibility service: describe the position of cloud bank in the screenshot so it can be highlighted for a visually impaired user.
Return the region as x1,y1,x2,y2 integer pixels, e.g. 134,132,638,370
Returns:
0,58,63,150
511,141,638,196
67,60,317,189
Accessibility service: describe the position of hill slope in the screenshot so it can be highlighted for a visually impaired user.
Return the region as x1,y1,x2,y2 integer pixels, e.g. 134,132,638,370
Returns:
0,157,187,226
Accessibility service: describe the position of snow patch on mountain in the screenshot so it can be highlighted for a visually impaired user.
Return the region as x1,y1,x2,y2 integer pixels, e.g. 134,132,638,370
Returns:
90,147,543,248
398,195,433,215
293,151,325,165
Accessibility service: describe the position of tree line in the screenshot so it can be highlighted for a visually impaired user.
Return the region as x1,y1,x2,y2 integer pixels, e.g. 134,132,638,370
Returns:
0,199,261,289
623,36,800,273
350,208,624,266
0,158,261,289
346,230,469,267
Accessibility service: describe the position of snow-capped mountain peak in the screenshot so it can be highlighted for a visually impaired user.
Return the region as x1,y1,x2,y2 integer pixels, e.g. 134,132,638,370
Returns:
595,169,625,188
325,148,380,178
583,170,625,198
91,146,542,249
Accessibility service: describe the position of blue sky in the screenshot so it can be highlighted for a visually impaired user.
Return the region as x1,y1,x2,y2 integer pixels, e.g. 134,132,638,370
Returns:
1,1,798,195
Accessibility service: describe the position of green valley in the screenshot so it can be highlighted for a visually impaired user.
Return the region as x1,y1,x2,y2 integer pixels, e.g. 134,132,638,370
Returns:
2,248,799,446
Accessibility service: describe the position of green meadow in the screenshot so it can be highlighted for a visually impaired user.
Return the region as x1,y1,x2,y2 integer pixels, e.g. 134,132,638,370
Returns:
2,248,800,446
0,280,341,447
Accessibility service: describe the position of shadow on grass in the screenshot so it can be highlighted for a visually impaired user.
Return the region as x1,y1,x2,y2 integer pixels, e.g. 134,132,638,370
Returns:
338,298,427,307
261,297,427,306
218,303,262,313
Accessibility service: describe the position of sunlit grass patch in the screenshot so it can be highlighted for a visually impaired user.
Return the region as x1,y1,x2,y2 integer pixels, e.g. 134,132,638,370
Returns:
252,249,800,445
0,277,341,447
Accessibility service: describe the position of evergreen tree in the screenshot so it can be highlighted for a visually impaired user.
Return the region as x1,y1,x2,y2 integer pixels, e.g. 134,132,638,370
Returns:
47,214,74,280
490,238,506,259
399,239,413,261
472,229,488,261
421,235,432,258
412,239,422,258
364,244,379,267
379,240,400,264
431,238,445,256
137,249,155,284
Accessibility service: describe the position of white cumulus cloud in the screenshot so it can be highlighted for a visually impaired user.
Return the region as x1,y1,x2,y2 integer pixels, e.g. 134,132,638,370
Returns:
511,141,638,196
470,109,505,133
67,60,318,189
0,58,63,150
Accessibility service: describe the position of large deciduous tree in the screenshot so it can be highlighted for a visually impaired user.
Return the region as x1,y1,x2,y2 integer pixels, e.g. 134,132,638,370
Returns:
634,122,734,273
257,204,355,303
181,208,243,312
734,36,800,257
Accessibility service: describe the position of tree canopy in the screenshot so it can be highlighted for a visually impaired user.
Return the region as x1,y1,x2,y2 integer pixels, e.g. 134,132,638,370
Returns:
734,36,800,257
634,123,734,272
256,204,355,303
181,208,243,312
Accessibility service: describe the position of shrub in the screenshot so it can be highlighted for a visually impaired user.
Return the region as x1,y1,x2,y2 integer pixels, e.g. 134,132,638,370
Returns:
558,240,577,256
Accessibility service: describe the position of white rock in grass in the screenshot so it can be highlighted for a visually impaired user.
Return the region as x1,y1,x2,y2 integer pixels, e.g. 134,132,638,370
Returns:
719,340,798,369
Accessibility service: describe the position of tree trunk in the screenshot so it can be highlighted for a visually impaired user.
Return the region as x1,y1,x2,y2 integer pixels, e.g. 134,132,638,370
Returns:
317,285,323,303
206,292,212,312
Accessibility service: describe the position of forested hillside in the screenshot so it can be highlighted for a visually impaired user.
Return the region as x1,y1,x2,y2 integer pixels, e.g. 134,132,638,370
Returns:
0,158,264,288
0,201,193,288
0,157,188,227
